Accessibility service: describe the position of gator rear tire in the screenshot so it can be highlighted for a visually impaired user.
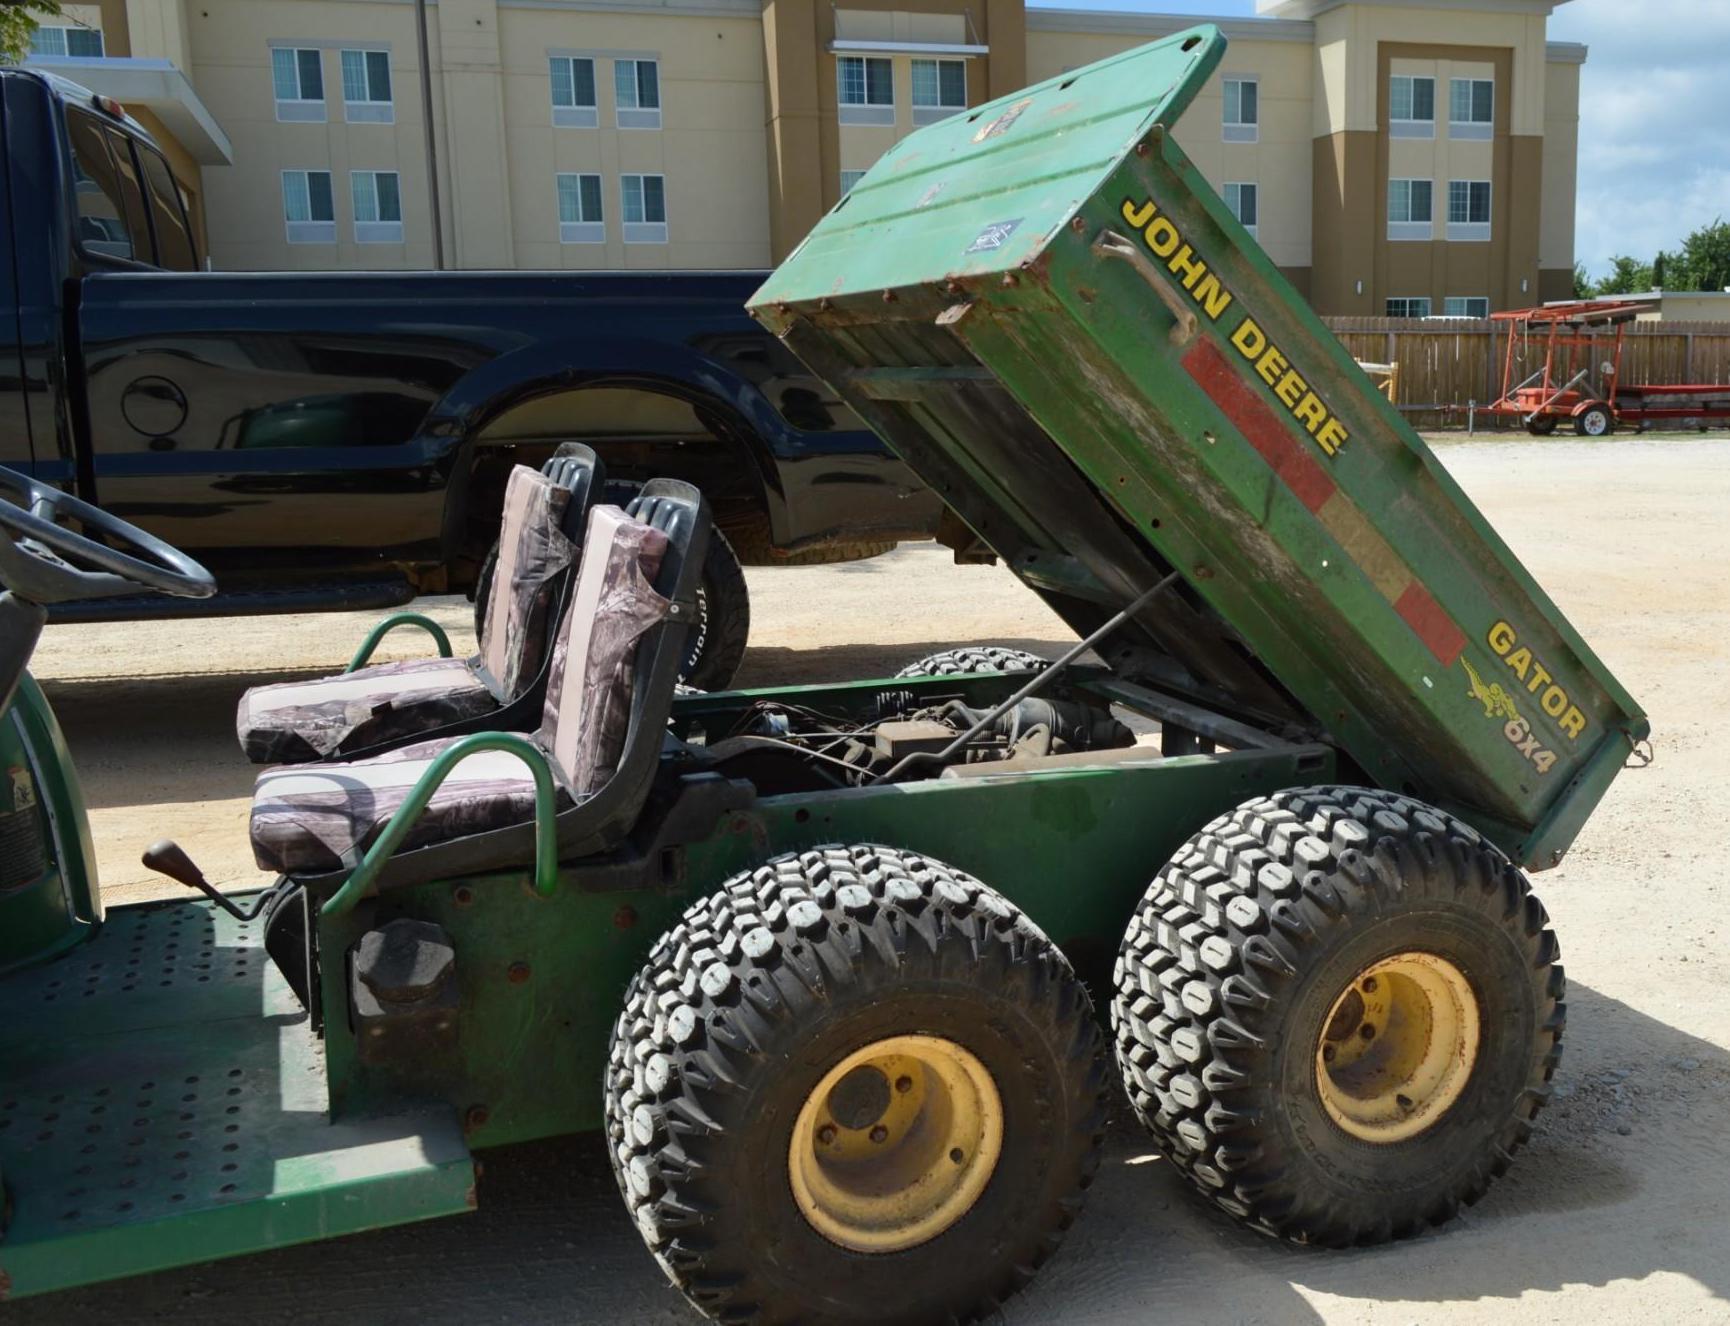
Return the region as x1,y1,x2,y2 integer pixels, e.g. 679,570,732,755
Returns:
894,647,1049,678
1110,786,1563,1247
605,844,1107,1325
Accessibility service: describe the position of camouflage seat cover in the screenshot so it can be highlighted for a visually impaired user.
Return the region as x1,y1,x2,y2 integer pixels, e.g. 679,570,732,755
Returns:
236,465,575,763
252,505,671,875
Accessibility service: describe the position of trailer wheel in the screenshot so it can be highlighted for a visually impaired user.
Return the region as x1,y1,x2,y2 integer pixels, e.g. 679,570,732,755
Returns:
1525,415,1559,436
1110,786,1563,1247
605,844,1106,1324
1574,403,1615,437
895,646,1049,678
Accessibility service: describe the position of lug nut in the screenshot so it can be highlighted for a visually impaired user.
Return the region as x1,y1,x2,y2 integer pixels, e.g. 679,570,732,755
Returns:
894,1075,913,1094
949,1147,965,1164
1322,1045,1336,1063
869,1125,889,1144
1362,976,1379,994
1359,1024,1376,1041
817,1124,837,1145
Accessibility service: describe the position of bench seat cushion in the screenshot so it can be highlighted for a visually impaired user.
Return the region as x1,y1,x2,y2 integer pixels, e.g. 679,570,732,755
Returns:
237,657,498,765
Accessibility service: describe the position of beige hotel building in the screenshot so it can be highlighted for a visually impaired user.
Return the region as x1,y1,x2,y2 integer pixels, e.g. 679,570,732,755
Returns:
31,0,1585,315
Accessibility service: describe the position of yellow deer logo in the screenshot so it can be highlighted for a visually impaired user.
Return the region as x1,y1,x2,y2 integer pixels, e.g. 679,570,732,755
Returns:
1462,658,1520,723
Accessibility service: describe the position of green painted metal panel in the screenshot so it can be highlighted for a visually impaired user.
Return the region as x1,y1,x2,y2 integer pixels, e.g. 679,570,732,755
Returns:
318,740,1334,1146
749,26,1646,866
0,898,474,1299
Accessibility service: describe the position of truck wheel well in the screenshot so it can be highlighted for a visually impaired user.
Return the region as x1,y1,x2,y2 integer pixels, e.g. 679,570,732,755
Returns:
455,382,777,591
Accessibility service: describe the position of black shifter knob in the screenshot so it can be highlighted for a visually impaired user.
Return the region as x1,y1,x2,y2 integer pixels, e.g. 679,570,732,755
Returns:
142,838,208,892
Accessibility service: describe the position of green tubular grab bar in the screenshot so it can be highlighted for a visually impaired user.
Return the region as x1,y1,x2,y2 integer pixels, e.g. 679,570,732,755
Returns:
347,612,454,672
320,732,561,918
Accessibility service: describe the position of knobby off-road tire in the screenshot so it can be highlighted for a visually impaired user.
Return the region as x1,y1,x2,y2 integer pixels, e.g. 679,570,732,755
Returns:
1110,786,1563,1247
894,646,1049,678
605,845,1107,1326
471,486,750,689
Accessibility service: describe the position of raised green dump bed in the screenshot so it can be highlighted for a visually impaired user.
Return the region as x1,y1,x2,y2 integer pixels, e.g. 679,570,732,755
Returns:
750,25,1646,866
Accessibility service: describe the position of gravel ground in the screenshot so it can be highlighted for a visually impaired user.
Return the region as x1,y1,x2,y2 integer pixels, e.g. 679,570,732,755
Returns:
16,436,1730,1323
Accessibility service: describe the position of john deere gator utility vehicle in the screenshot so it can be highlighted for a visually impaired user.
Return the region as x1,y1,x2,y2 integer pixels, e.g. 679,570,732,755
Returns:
1,25,1644,1323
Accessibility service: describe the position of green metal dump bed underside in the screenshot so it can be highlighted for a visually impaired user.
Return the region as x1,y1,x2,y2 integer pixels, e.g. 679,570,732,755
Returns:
750,26,1646,865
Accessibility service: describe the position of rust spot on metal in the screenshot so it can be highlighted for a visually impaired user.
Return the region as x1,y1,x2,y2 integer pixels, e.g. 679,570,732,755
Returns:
1069,216,1086,233
507,962,531,985
818,297,832,312
1194,564,1214,581
1000,271,1018,288
452,885,475,908
614,904,638,930
1135,141,1150,157
465,1184,479,1209
944,278,964,295
464,1105,489,1132
881,289,898,303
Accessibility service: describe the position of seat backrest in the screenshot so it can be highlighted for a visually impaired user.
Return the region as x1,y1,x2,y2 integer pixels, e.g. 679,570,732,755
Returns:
477,445,602,699
537,504,673,796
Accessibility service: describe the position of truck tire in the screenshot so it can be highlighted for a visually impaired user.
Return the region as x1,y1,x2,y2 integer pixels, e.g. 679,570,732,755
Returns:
605,844,1106,1325
1110,786,1563,1247
1574,403,1614,437
471,485,750,689
894,646,1049,678
1525,415,1559,436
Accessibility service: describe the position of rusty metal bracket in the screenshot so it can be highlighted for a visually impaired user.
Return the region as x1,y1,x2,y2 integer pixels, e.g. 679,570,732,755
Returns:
1091,228,1198,347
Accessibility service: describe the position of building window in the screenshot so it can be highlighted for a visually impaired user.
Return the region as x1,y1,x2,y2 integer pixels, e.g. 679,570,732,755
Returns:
272,47,327,122
1443,296,1489,318
550,55,598,127
838,55,893,126
351,170,402,243
840,170,867,196
911,58,965,124
1223,75,1258,142
283,169,335,243
1386,297,1432,318
31,26,104,57
1389,74,1435,138
557,172,604,244
1447,179,1491,241
1224,182,1258,237
614,58,661,129
621,173,667,244
1387,178,1433,241
1449,78,1494,140
340,49,393,123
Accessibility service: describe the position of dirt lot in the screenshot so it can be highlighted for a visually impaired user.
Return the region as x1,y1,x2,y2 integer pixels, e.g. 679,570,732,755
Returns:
18,436,1730,1323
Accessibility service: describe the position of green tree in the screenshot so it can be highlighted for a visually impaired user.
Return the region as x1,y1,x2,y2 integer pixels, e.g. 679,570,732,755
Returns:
1673,219,1730,292
0,1,64,65
1595,255,1653,296
1571,261,1593,300
1652,251,1667,290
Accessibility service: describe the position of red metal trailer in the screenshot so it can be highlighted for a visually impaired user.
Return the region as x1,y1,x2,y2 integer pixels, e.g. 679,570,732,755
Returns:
1481,300,1730,436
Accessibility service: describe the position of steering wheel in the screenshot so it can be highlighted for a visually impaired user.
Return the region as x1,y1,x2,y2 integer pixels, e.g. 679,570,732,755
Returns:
0,465,216,604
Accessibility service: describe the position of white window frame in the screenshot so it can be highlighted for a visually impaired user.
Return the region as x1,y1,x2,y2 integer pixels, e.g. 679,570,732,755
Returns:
1386,297,1432,318
1443,296,1490,319
1446,179,1491,242
1449,77,1494,140
614,58,661,130
840,169,867,196
620,173,667,244
31,25,105,57
340,48,394,124
838,55,894,126
282,169,336,244
350,169,403,243
550,54,598,128
272,46,327,123
556,172,605,244
910,58,966,125
1223,75,1258,143
1387,178,1433,241
1389,74,1435,139
1224,182,1258,238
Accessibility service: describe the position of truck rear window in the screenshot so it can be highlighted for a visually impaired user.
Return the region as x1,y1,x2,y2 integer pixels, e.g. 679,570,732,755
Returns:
64,108,150,262
136,145,198,271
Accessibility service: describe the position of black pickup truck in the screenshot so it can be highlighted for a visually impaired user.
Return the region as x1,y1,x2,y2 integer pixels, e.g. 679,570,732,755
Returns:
0,69,942,685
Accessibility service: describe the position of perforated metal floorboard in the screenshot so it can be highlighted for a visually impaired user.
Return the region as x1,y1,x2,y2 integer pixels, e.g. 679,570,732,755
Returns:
0,899,473,1299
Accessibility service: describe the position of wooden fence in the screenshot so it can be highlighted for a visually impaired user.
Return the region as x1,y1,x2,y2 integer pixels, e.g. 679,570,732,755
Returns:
1320,317,1730,428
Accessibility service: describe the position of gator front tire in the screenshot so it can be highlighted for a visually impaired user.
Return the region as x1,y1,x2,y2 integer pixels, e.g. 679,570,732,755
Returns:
605,844,1107,1325
1110,786,1563,1247
894,646,1049,678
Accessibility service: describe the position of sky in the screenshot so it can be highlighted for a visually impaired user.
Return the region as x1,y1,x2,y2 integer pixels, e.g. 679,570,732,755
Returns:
1029,0,1730,280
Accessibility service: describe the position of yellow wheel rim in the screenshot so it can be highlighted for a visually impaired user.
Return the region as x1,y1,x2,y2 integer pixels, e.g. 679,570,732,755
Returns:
1315,951,1480,1143
788,1034,1003,1253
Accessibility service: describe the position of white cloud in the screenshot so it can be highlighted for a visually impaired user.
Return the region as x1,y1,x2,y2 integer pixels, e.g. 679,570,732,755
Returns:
1550,0,1730,277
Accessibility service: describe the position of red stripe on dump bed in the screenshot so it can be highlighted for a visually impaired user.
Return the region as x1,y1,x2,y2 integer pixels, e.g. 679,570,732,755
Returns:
1182,337,1337,514
1394,582,1468,667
